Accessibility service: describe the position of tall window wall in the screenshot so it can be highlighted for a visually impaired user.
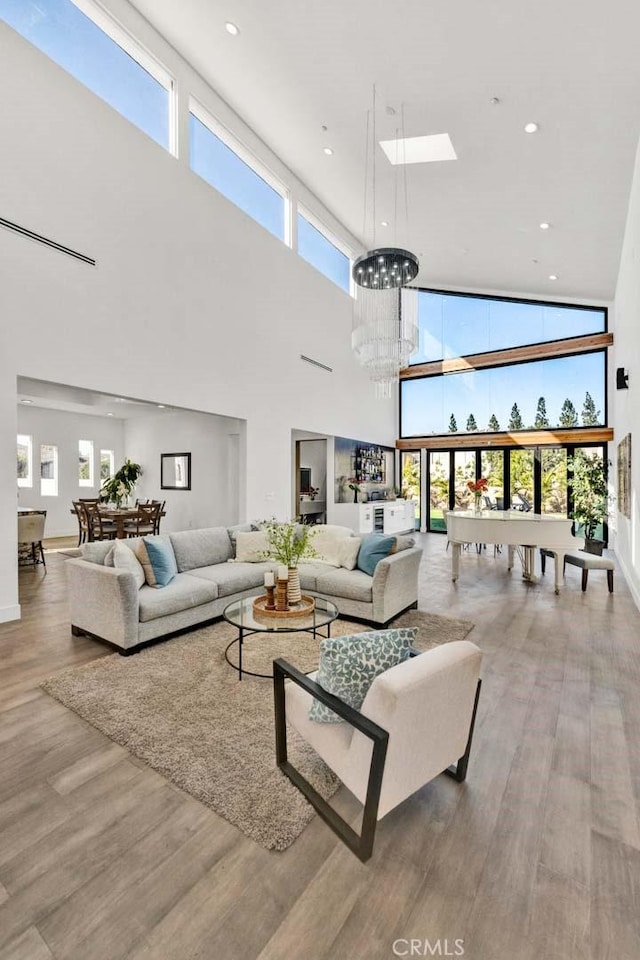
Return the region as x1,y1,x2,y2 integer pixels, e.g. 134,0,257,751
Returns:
401,290,607,440
399,289,611,536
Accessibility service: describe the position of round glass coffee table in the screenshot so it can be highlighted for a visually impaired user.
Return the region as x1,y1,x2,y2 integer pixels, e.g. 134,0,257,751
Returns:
223,594,339,680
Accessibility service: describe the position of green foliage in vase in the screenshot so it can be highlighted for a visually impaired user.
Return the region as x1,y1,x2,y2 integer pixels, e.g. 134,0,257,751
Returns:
259,519,317,568
567,450,611,541
100,459,142,507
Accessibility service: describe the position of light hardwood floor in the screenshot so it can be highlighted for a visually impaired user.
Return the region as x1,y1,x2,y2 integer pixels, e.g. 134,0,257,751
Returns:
1,536,639,959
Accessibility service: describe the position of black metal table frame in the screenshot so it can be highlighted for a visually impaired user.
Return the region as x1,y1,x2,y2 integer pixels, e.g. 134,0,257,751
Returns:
223,610,337,681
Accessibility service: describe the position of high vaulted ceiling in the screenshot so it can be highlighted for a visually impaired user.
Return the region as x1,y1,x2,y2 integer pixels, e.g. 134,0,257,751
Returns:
129,0,640,302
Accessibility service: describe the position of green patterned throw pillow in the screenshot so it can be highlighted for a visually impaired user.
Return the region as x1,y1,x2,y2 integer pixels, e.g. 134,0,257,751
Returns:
309,628,417,723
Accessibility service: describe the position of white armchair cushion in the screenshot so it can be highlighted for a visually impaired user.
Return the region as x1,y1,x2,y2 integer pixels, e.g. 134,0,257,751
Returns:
349,640,482,818
285,672,355,774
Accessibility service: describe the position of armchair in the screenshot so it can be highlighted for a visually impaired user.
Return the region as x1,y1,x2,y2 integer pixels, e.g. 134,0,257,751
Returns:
274,639,482,861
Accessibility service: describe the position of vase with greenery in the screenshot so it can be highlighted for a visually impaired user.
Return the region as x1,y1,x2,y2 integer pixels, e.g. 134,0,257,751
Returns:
260,519,317,604
567,450,611,553
100,459,142,508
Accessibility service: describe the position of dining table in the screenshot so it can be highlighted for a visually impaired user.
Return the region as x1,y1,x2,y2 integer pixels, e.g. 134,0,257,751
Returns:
99,505,167,539
98,506,146,539
69,505,166,539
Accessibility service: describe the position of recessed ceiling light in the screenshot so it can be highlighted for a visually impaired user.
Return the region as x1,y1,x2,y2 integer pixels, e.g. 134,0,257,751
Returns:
106,412,114,417
157,404,166,409
20,398,33,404
380,220,388,227
524,122,539,134
548,274,558,280
225,21,239,35
323,147,333,156
539,222,550,230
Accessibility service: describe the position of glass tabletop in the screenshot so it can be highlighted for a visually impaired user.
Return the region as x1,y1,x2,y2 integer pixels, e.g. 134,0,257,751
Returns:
223,594,339,632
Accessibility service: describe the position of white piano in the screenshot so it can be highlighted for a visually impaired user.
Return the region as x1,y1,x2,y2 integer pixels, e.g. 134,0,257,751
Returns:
446,509,584,594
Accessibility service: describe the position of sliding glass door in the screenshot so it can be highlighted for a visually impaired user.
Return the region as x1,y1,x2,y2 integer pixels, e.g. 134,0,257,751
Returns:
401,451,421,531
429,452,449,531
424,442,607,537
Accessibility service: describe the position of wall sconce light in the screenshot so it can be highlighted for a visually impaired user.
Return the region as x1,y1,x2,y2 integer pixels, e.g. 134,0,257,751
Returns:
616,367,629,390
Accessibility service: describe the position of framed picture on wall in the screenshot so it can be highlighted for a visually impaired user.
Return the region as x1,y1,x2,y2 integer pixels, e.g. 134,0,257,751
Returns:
617,433,631,519
161,452,191,490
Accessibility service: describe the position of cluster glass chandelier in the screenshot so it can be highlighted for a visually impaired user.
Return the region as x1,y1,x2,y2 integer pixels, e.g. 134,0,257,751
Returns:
352,286,419,399
352,89,419,398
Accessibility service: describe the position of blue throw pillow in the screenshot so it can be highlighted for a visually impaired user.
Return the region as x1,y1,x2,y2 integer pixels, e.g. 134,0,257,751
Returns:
309,628,417,723
356,533,396,576
137,537,177,588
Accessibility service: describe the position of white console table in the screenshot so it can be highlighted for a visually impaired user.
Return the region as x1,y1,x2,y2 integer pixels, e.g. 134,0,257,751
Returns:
358,500,415,535
299,500,326,523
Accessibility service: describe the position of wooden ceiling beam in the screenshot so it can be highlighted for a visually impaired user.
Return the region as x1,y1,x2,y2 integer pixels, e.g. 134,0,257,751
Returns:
400,332,613,380
396,428,614,451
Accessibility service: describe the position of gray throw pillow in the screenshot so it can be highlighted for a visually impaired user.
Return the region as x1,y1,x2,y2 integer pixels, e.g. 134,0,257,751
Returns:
309,628,417,723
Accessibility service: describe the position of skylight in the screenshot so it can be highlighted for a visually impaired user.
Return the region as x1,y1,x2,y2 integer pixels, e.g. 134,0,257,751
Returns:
379,134,457,165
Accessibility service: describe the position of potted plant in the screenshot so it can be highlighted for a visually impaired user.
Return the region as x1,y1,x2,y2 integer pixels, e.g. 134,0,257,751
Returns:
260,519,317,604
100,459,142,509
567,450,611,554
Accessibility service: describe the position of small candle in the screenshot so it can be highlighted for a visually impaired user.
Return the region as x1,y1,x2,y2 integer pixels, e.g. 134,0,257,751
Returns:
264,571,275,587
277,565,289,581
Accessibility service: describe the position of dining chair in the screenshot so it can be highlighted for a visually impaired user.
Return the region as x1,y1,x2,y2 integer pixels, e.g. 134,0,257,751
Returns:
152,500,166,534
18,512,47,571
72,500,90,545
123,501,161,538
83,501,117,542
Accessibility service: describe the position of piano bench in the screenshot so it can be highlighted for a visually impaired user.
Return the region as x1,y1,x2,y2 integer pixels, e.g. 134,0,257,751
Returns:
563,551,614,593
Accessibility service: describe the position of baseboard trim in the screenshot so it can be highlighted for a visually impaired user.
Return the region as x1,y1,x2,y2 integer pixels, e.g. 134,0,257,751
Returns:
614,552,640,612
0,604,21,624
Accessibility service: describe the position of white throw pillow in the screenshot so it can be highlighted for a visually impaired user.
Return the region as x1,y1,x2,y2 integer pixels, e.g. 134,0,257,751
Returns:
315,524,355,538
338,537,362,571
234,531,269,563
111,541,145,589
312,528,353,567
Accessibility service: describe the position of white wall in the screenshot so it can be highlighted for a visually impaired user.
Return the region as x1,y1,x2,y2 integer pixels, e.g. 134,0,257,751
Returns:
17,406,125,538
124,410,245,533
613,136,640,609
0,18,397,621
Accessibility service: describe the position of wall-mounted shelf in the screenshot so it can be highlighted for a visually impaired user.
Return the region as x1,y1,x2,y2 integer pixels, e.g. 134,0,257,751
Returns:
353,445,386,483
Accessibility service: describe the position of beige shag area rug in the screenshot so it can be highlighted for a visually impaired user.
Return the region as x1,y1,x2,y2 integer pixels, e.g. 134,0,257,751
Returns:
42,610,474,850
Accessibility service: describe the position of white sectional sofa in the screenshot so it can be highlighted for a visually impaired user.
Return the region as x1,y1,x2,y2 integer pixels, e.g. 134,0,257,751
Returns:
66,525,422,655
